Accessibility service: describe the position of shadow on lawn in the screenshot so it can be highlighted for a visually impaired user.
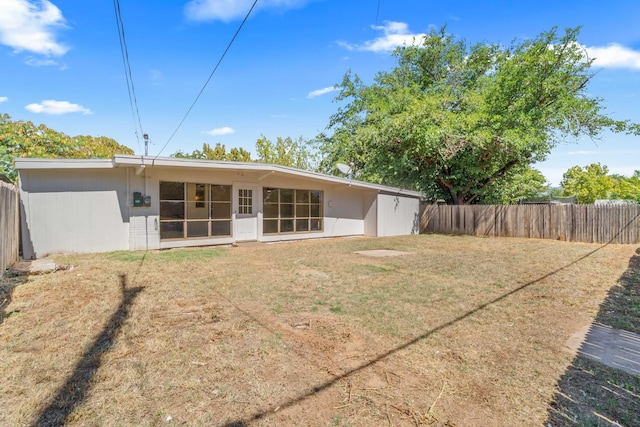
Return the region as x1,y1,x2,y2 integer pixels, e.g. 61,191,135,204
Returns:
0,273,28,325
32,274,143,427
222,244,623,426
546,247,640,427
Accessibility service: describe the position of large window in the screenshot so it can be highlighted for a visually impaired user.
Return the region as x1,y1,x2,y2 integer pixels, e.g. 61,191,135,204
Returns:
263,187,322,234
160,182,231,239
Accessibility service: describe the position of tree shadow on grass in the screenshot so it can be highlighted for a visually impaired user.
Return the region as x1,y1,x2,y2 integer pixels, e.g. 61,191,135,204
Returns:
0,272,28,324
32,274,143,427
546,248,640,426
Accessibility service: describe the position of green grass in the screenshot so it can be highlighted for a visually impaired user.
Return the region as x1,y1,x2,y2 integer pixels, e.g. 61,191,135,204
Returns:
105,247,227,263
547,356,640,426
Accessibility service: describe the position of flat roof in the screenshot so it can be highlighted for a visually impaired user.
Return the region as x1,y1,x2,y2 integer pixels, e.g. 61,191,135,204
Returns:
15,155,424,198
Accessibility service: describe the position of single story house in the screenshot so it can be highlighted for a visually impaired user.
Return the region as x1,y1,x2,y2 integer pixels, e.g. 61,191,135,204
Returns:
16,155,423,259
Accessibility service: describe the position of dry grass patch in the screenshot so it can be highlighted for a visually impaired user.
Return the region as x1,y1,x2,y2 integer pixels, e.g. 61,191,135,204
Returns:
0,235,637,426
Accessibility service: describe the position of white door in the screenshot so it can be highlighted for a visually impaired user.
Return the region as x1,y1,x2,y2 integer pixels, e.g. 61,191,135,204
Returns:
234,185,258,241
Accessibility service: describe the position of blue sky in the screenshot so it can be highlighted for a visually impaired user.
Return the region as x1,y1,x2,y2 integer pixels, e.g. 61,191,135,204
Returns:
1,0,639,185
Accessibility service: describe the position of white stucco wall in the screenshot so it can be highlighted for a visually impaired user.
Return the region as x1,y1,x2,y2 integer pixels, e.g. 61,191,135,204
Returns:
376,193,420,237
20,169,130,258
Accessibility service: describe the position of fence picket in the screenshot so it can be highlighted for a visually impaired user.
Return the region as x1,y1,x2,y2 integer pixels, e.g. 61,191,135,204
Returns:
0,181,20,277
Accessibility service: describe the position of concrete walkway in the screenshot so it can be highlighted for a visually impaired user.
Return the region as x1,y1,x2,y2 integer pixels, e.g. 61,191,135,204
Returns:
578,323,640,376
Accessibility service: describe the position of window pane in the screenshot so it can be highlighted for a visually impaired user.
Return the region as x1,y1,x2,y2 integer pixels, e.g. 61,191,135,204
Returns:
212,221,231,236
296,190,309,203
160,201,185,220
311,204,321,217
280,189,294,203
263,220,278,234
187,201,209,220
280,219,294,232
211,185,231,201
310,219,322,231
280,204,293,218
238,189,253,214
296,204,309,217
212,202,231,219
264,203,278,218
263,187,278,203
160,221,184,239
296,219,309,232
187,183,206,207
187,221,208,238
160,182,184,200
310,191,322,204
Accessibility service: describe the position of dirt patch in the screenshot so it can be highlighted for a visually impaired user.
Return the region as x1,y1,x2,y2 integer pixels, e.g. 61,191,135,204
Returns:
0,235,637,426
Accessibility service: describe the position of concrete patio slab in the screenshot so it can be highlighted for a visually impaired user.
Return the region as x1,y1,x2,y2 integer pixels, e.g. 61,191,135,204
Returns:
10,259,59,275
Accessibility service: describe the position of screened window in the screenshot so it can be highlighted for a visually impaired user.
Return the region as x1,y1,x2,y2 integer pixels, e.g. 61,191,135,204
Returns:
159,181,232,239
263,187,323,234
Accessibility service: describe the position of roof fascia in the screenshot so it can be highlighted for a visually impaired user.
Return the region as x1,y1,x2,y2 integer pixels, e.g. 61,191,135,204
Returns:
14,158,114,170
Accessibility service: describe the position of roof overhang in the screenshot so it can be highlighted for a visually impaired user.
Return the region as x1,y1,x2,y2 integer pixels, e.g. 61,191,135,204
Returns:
16,155,424,199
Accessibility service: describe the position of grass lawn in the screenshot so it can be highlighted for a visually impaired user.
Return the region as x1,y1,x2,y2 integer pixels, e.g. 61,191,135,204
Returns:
1,234,638,426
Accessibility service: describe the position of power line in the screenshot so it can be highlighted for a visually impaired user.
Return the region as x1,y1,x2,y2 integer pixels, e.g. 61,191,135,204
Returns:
154,0,260,159
375,0,381,25
113,0,144,153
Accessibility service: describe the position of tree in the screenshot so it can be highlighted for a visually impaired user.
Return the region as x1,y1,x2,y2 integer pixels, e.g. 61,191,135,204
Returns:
318,27,638,204
561,164,640,203
561,163,614,203
479,165,549,204
0,113,134,182
173,143,251,162
255,135,315,169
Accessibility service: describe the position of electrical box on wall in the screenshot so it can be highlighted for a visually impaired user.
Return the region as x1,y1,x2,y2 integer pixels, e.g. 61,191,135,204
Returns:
133,191,143,207
143,195,151,207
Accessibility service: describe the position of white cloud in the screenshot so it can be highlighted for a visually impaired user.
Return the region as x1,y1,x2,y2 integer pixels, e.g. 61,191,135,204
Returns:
307,86,338,99
25,100,91,115
585,43,640,70
0,0,69,56
338,21,426,53
202,126,235,136
185,0,314,22
0,96,7,103
25,56,66,69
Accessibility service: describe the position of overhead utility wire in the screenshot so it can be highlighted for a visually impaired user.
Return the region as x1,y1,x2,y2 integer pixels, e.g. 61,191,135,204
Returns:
113,0,144,153
154,0,260,159
375,0,381,25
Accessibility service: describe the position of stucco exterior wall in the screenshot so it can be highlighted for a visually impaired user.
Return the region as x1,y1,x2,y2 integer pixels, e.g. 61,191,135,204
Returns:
20,169,130,258
376,193,420,237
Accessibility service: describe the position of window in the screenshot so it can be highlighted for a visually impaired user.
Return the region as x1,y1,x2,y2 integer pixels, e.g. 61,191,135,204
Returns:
263,187,323,234
160,181,232,239
238,189,253,215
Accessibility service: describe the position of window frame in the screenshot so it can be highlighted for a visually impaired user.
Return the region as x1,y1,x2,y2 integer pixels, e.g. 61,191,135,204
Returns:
263,187,323,234
159,181,232,240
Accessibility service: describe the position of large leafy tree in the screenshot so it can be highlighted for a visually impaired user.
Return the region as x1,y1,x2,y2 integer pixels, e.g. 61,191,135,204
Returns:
318,27,638,204
0,113,134,182
561,164,640,203
479,165,549,204
561,163,614,203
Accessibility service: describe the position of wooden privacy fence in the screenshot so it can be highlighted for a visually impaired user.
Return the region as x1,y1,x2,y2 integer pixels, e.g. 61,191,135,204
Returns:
420,204,640,244
0,180,20,277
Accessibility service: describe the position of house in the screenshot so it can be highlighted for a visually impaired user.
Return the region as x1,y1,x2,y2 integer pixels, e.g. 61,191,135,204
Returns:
16,155,423,259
